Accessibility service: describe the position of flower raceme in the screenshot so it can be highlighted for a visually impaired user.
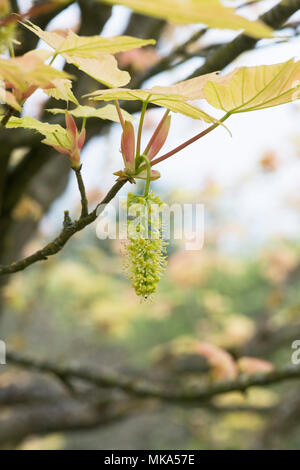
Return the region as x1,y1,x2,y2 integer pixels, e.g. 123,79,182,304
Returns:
52,112,86,170
123,192,168,299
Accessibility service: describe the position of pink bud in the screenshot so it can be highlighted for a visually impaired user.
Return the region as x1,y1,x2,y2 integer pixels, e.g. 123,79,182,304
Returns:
121,121,135,171
145,114,171,161
65,111,78,144
52,113,85,170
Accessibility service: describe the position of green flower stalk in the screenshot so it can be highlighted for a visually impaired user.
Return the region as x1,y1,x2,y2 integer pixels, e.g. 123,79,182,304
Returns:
123,191,168,299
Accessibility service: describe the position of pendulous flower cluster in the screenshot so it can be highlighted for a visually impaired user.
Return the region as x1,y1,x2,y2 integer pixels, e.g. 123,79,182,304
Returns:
123,191,168,299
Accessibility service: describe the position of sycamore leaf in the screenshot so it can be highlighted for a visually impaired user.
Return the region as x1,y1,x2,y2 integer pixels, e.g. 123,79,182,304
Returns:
0,86,22,111
3,91,22,111
151,72,219,101
1,116,71,149
86,87,218,123
65,54,130,87
47,104,133,122
21,21,156,87
204,59,300,114
156,99,217,122
0,59,27,90
22,21,155,57
43,78,79,105
86,88,152,102
99,0,273,39
0,50,72,92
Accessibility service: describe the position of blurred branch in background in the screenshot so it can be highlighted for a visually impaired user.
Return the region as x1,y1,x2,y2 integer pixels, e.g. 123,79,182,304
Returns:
6,350,300,403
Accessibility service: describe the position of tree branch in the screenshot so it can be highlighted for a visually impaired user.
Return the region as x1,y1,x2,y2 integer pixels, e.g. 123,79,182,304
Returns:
0,179,127,276
74,168,89,217
6,350,300,404
0,395,138,446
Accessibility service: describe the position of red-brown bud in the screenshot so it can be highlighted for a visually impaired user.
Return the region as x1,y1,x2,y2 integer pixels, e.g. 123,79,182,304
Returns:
121,121,135,172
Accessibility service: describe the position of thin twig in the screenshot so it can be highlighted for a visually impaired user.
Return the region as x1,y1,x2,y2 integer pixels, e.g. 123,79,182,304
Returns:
75,168,88,218
0,179,127,276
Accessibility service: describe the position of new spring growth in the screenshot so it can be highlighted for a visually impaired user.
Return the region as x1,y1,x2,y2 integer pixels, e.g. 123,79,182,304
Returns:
116,104,171,298
53,111,86,170
114,109,171,182
123,191,168,299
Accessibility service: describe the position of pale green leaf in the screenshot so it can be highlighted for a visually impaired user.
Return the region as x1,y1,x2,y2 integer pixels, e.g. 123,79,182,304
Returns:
65,54,130,87
151,72,219,100
0,86,22,111
1,116,71,149
22,21,155,57
47,104,134,122
43,78,79,105
99,0,273,38
204,59,300,114
21,21,156,87
86,87,218,123
86,88,152,102
0,50,72,92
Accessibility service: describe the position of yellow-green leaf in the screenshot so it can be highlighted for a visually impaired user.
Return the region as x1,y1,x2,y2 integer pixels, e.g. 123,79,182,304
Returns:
1,116,71,149
47,104,134,122
0,50,72,92
0,87,22,111
86,87,218,123
43,78,78,105
151,72,219,100
22,21,155,57
65,54,130,87
21,21,157,87
98,0,273,39
204,59,300,114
